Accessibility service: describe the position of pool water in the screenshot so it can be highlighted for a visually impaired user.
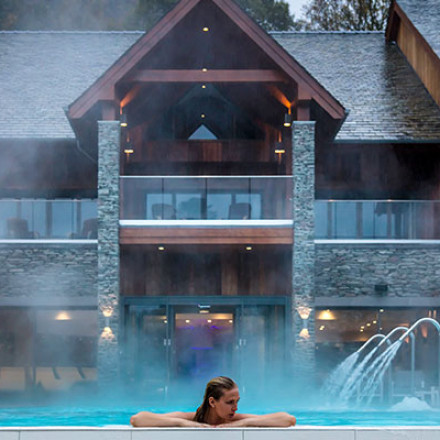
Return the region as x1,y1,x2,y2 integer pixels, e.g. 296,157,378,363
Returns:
0,407,439,427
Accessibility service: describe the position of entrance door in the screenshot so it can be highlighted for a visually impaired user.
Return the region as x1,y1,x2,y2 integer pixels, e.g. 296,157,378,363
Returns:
172,304,237,386
123,298,288,397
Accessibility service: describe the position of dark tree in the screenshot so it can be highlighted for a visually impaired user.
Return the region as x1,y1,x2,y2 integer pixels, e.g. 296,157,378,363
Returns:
303,0,390,31
125,0,297,31
0,0,297,31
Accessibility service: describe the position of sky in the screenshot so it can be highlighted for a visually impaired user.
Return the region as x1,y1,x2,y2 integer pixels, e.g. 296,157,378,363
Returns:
286,0,309,19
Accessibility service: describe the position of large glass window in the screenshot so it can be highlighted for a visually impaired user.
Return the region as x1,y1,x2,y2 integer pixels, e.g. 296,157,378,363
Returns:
315,308,440,393
0,308,97,394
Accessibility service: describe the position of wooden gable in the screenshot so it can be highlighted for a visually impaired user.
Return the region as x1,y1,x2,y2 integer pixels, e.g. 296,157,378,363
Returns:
68,0,345,121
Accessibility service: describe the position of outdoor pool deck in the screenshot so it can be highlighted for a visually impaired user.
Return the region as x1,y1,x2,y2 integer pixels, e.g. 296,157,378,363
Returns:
1,426,440,440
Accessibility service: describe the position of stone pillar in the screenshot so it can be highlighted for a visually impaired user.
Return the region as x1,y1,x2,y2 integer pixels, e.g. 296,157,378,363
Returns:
292,121,316,387
97,121,121,386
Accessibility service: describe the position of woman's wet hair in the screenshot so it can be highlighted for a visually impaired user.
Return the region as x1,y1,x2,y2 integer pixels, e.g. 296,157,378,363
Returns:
194,376,237,423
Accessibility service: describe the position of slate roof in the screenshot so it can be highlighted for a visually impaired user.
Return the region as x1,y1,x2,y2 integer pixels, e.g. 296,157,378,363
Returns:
0,31,142,139
273,31,440,142
397,0,440,60
1,30,440,142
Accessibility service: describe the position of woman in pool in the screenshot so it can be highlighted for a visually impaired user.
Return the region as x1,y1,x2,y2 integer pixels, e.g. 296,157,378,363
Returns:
130,376,296,427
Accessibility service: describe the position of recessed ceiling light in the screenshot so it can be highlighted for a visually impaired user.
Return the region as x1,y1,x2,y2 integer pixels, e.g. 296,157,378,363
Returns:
203,27,209,32
158,246,165,251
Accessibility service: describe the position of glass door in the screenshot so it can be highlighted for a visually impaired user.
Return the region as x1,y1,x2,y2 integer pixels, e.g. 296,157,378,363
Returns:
171,304,237,388
123,298,289,399
124,304,170,396
237,304,286,396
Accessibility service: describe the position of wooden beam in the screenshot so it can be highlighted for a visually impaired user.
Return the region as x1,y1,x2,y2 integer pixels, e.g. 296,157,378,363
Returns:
120,227,293,245
126,69,288,83
296,100,311,121
101,100,118,121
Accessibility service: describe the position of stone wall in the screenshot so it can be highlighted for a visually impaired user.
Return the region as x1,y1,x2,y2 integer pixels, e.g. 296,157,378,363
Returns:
316,243,440,298
97,121,121,385
0,244,97,299
292,121,316,384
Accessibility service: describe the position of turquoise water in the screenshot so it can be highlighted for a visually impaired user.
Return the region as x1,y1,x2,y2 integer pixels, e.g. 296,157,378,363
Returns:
0,407,439,427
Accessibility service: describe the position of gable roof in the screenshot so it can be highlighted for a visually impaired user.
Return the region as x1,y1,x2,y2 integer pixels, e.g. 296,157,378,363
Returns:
67,0,345,121
274,31,440,142
1,31,440,142
395,0,440,60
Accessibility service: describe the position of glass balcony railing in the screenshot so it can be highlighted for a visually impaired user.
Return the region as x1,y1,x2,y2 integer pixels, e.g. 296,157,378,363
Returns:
119,178,440,239
0,199,97,239
120,176,292,221
315,200,440,239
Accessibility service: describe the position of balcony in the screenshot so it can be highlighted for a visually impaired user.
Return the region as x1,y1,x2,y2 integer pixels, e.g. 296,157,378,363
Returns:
316,200,440,240
120,176,292,222
0,199,97,240
119,176,293,244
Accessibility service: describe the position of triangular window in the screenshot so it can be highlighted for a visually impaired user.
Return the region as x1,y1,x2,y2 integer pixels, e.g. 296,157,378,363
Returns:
188,124,218,140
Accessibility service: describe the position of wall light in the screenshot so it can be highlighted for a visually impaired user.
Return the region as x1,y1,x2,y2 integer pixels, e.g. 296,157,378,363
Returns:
120,112,128,128
101,326,114,340
297,306,312,340
102,307,113,318
55,311,71,321
297,306,312,320
283,112,292,128
299,328,310,339
317,309,336,321
202,26,209,32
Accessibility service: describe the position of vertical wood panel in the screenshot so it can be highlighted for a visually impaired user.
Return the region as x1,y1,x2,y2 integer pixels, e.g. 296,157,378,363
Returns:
397,21,440,106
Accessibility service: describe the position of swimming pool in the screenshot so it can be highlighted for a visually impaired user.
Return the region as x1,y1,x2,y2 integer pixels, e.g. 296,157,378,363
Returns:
0,407,439,427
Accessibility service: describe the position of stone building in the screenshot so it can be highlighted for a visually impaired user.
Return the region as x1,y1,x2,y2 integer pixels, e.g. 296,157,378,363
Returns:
0,0,439,400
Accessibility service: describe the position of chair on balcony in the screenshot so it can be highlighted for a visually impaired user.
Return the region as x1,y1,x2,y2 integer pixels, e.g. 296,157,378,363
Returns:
7,218,36,238
152,203,176,220
228,203,252,220
81,218,98,239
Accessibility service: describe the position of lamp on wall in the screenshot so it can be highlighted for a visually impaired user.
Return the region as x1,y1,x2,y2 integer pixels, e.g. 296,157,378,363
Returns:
100,306,115,340
120,111,128,128
297,306,312,339
283,107,292,128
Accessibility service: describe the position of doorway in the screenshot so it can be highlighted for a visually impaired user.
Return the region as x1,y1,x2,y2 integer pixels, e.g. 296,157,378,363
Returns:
122,297,289,396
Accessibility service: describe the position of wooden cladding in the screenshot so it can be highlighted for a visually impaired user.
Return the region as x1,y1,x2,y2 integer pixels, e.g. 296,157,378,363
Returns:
120,245,292,297
127,69,287,83
395,8,440,106
120,227,293,245
128,139,269,163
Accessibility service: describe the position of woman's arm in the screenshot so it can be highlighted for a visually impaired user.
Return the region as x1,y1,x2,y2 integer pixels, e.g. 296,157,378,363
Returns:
219,412,296,427
130,411,207,427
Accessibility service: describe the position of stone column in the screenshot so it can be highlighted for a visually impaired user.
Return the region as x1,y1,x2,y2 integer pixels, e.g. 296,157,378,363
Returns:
292,121,316,387
97,121,121,386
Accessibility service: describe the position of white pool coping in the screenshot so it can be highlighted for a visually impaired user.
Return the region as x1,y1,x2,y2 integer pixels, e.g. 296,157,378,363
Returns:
1,426,440,440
